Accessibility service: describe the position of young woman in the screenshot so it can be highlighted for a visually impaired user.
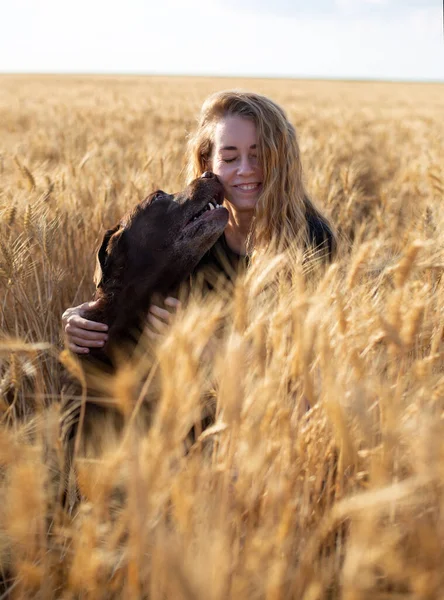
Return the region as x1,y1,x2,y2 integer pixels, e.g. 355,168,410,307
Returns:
62,90,336,352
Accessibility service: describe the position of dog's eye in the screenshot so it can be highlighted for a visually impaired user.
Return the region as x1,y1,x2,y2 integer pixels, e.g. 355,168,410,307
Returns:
150,190,165,203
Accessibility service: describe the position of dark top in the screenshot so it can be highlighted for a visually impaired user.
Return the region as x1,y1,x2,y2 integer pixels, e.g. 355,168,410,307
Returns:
190,213,335,292
191,232,246,292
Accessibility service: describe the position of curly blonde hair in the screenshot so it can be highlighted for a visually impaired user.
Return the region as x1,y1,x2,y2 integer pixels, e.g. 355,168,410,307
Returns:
185,90,336,258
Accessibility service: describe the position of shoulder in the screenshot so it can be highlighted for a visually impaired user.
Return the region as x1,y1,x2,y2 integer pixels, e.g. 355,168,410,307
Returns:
306,212,337,260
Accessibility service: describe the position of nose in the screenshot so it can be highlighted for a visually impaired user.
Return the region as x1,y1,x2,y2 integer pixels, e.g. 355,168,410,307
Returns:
237,157,254,176
201,171,215,179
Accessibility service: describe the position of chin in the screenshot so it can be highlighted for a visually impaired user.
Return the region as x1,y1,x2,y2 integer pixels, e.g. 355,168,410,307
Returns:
226,203,257,215
226,196,260,211
236,200,260,211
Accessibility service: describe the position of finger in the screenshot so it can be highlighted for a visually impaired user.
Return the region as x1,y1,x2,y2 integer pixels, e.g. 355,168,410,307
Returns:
164,297,182,311
62,300,100,322
148,305,171,322
79,299,101,312
68,342,90,355
147,313,168,333
146,329,163,341
67,316,108,332
61,309,73,323
69,336,107,349
65,325,108,342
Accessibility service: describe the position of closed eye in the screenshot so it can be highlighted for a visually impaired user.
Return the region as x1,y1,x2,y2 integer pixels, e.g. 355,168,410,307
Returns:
222,155,258,164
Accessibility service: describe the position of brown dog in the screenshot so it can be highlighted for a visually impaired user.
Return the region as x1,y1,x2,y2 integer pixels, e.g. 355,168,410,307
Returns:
87,171,227,360
61,173,228,467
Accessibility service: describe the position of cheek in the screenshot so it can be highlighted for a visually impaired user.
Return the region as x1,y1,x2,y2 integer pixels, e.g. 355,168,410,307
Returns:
254,160,264,178
209,159,222,177
210,162,230,187
210,164,233,201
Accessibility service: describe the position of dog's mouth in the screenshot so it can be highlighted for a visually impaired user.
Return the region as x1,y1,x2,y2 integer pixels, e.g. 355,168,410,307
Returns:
183,188,226,230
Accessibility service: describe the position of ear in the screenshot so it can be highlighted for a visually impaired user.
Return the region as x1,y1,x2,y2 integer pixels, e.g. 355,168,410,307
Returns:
94,225,124,288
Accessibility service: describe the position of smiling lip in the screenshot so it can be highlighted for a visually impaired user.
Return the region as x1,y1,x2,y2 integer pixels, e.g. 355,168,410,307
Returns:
235,183,262,191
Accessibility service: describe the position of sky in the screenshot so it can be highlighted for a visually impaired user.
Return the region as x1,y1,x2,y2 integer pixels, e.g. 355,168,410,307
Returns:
1,0,443,81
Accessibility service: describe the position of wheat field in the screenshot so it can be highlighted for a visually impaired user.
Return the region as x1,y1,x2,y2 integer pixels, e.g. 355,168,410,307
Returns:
0,74,444,599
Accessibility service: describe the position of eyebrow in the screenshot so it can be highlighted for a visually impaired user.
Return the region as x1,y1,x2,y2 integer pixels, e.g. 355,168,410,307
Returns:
220,144,257,151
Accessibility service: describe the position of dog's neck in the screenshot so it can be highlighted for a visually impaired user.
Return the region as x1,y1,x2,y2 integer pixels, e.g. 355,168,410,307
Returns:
83,273,183,365
90,289,152,344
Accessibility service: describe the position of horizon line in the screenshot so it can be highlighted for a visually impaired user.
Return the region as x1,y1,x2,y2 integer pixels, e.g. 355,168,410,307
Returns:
1,71,444,84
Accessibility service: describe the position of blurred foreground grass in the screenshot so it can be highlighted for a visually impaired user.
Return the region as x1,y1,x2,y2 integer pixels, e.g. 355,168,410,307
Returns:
0,75,444,598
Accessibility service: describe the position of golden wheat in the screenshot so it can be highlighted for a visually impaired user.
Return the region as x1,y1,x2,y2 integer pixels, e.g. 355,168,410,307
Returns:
0,75,443,599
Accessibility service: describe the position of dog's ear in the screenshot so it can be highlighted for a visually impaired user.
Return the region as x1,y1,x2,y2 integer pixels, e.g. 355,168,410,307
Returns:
94,225,124,288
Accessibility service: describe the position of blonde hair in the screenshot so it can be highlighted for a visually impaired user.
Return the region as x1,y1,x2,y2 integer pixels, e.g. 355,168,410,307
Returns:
185,90,336,259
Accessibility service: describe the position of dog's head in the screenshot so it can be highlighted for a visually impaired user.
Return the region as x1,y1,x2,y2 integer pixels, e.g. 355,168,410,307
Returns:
94,173,228,301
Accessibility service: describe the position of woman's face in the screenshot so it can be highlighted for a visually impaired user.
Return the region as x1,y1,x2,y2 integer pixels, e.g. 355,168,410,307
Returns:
209,115,264,213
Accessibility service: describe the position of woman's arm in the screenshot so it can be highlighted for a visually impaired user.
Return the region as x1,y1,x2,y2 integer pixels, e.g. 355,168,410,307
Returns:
63,296,182,353
62,301,109,354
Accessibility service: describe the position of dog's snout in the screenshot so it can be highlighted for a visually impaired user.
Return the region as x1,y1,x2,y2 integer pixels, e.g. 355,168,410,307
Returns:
201,171,215,179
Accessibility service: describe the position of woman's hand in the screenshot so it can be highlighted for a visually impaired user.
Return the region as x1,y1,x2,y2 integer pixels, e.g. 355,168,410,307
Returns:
147,296,182,340
62,301,108,354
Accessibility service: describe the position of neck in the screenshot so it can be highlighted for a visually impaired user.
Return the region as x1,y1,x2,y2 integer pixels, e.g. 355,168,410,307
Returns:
223,202,254,256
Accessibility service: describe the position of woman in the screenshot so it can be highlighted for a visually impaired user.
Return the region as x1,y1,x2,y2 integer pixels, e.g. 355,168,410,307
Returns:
62,90,336,353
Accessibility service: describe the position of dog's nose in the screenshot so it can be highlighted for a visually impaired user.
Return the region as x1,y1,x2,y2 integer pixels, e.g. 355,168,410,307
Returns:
201,171,215,179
